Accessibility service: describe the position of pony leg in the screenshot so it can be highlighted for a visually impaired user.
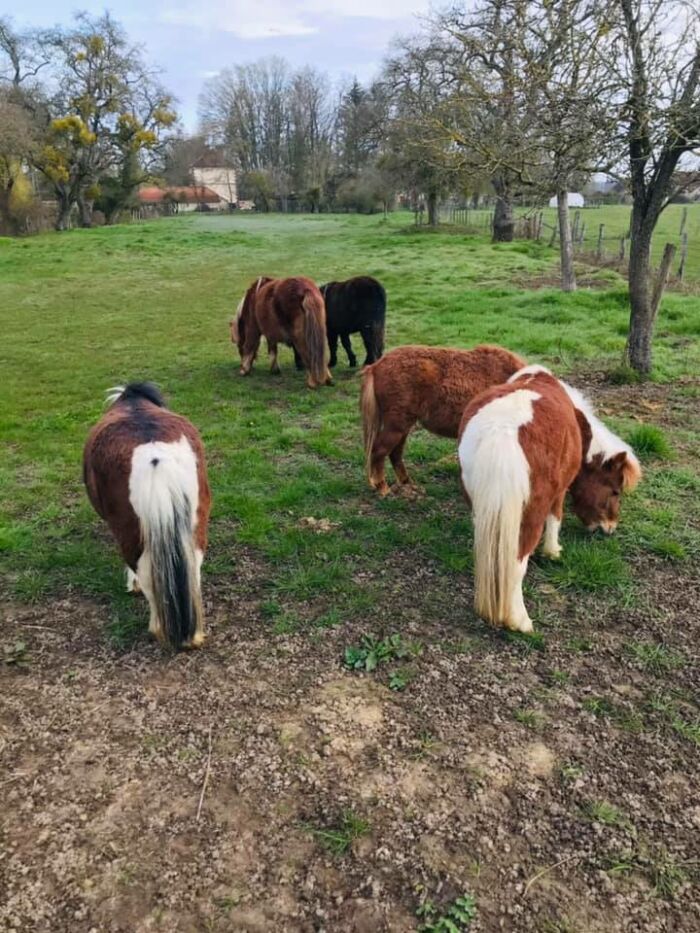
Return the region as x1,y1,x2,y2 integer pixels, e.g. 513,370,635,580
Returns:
389,433,412,485
542,492,565,559
135,552,164,642
328,330,339,368
360,326,375,366
340,333,357,368
292,345,304,371
268,341,281,375
186,549,205,649
240,325,261,376
506,557,533,633
126,566,141,594
369,428,405,497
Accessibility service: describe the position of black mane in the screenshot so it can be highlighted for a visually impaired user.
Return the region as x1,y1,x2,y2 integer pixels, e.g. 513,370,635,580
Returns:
120,382,166,408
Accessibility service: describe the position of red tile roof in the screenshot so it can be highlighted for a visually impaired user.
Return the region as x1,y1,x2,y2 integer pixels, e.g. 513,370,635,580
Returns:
138,185,222,204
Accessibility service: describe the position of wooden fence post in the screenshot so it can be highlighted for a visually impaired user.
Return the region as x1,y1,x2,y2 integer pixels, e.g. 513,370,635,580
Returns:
549,223,558,248
618,236,626,261
680,207,688,237
572,210,580,244
651,243,677,317
579,223,586,248
596,224,605,260
678,231,688,281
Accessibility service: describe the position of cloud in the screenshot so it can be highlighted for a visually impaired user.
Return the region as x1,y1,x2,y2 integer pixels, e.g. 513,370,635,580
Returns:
161,0,432,39
162,1,318,39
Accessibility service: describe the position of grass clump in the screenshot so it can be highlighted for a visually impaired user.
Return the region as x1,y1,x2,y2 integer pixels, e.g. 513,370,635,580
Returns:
307,810,370,856
626,424,673,460
625,640,684,673
544,537,629,591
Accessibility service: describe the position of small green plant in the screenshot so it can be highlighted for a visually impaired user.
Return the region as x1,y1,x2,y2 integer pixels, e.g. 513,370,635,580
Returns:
560,762,584,783
583,696,616,718
566,636,593,652
308,810,370,855
650,851,689,899
626,424,672,461
503,629,546,651
514,708,544,729
583,800,632,831
417,892,477,932
625,640,684,673
2,641,29,667
343,633,419,672
607,364,642,386
548,669,570,686
389,667,414,691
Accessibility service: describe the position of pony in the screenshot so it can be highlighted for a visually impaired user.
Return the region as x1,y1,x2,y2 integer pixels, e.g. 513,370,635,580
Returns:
231,276,332,388
83,383,211,650
458,366,641,633
319,276,386,368
360,344,526,496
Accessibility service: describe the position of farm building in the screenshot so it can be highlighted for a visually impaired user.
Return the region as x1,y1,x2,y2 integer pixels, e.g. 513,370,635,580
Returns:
548,192,585,208
137,185,225,213
192,150,238,207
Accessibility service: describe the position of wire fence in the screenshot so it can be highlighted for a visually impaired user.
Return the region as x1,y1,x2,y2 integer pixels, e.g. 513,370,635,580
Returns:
435,204,699,282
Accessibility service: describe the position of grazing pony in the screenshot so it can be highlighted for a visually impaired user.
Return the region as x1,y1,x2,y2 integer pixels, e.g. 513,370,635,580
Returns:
319,276,386,368
231,276,332,388
361,345,526,495
458,367,640,633
83,383,211,650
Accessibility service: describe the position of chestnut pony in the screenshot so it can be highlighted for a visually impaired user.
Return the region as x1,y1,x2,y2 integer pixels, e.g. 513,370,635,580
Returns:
83,383,211,650
361,344,526,495
458,366,640,633
231,276,332,388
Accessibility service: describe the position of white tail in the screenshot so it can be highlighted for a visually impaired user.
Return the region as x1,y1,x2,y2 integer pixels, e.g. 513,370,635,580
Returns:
128,436,203,649
459,391,537,628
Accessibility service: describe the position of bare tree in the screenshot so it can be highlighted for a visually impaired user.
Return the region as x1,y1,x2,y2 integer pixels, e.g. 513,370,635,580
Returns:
602,0,700,373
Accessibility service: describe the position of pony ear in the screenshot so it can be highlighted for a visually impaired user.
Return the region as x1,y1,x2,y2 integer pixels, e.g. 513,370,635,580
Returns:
574,408,593,459
621,452,642,491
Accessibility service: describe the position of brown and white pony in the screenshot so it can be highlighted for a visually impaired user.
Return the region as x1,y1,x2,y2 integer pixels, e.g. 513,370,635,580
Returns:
83,383,211,650
360,345,526,495
458,366,641,633
231,276,333,388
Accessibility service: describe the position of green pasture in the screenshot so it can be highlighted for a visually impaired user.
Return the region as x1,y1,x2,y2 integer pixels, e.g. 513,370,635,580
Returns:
1,212,699,641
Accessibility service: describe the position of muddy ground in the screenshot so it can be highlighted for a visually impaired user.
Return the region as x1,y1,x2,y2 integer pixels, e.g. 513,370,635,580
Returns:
1,376,699,933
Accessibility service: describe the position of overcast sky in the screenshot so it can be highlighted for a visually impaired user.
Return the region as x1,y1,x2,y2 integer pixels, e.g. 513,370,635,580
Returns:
13,1,435,130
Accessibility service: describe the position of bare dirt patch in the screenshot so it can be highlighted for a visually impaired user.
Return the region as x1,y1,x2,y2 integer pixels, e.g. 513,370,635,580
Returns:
2,543,699,932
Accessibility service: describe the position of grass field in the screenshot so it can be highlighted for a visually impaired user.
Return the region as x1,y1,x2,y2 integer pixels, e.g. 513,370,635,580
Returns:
1,213,699,931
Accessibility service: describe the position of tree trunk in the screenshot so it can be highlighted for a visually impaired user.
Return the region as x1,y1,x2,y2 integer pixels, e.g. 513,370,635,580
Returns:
556,190,577,292
77,193,93,228
491,174,514,242
55,192,73,231
427,190,438,227
625,214,654,374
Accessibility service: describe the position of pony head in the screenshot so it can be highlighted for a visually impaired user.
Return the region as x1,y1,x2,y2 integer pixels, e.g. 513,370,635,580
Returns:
569,447,641,534
232,277,273,354
555,380,642,534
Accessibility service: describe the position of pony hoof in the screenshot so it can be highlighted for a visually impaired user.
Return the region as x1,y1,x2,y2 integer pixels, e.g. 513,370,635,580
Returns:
183,632,205,650
543,547,562,560
239,369,250,377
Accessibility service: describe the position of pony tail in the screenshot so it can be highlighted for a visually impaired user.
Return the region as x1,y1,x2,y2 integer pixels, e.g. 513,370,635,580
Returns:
461,431,530,626
360,366,381,479
129,442,203,650
302,291,328,386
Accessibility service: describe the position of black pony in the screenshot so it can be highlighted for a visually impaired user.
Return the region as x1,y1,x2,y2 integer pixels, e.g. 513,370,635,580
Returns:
318,276,386,368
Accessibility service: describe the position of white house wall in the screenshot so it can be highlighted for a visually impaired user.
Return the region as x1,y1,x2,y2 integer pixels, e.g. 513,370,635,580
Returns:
192,167,238,205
